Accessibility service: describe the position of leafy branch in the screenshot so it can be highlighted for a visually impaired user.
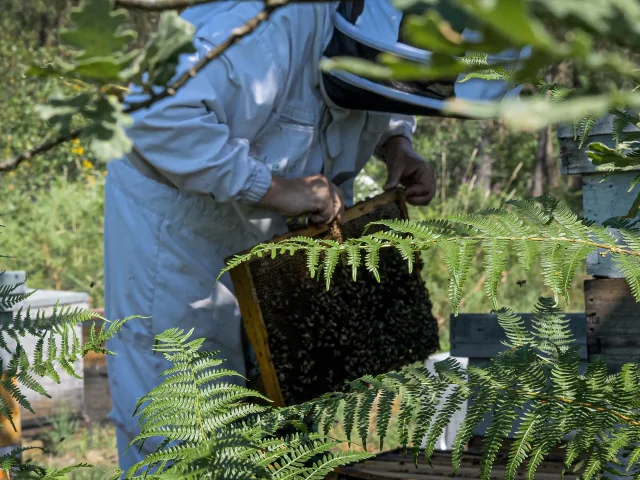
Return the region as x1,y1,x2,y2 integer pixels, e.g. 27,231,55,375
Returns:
222,195,640,314
0,0,304,172
0,276,135,479
122,327,372,479
273,298,640,480
117,299,640,479
114,0,218,9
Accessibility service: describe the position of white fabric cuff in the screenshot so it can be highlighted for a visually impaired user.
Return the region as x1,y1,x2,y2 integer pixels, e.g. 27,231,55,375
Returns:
376,116,416,160
237,160,272,203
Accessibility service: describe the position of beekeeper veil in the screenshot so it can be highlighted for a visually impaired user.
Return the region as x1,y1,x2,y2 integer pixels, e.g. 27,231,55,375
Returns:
321,0,529,116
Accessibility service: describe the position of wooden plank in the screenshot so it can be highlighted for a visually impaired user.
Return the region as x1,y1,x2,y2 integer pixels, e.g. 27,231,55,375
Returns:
336,450,579,480
584,278,640,371
83,365,111,422
450,313,588,359
230,263,285,407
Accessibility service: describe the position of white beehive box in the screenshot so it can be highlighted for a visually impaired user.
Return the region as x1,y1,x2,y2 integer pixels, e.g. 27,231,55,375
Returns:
0,272,89,427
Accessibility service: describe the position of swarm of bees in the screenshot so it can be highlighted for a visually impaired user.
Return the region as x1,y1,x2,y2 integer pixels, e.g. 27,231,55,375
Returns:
247,201,440,405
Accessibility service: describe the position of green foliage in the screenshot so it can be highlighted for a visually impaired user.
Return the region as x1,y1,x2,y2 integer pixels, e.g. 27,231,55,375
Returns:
111,299,640,479
0,174,105,307
23,0,195,162
280,298,640,479
221,195,639,314
0,270,133,478
119,328,371,479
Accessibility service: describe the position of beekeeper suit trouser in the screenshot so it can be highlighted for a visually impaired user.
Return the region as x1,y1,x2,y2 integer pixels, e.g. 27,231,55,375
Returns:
103,2,416,475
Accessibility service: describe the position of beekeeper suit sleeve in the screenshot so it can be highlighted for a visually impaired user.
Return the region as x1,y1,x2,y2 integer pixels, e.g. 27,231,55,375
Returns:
375,114,417,160
124,7,304,204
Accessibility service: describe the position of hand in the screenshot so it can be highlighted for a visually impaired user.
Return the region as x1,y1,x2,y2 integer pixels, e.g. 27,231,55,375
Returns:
258,174,345,226
382,136,437,206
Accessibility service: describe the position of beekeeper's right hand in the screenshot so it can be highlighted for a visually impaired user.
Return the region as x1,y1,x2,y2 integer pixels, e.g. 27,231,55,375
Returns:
258,174,344,226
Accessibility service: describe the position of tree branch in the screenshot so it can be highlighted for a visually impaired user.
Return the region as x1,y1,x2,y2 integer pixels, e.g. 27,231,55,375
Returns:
115,0,215,9
0,129,83,173
124,2,277,113
0,0,288,173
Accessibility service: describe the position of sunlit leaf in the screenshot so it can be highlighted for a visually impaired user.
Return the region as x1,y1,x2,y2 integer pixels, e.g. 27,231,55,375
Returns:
60,0,136,60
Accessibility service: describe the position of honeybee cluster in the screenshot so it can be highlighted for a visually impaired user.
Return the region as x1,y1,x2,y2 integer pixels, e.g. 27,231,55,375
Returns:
251,247,439,405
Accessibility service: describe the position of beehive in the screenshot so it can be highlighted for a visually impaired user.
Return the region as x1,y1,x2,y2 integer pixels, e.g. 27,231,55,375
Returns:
229,189,439,406
0,272,88,428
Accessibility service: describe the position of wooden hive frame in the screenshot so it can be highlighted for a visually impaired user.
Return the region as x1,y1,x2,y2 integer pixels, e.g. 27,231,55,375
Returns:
228,189,421,407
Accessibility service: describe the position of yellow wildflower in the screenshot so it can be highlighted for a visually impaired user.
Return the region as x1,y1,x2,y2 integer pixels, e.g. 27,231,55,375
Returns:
72,146,85,155
103,170,107,176
72,138,80,145
9,184,14,191
88,176,96,187
83,159,94,169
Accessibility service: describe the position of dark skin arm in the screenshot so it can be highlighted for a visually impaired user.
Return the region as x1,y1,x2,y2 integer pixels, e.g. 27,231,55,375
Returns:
382,135,437,206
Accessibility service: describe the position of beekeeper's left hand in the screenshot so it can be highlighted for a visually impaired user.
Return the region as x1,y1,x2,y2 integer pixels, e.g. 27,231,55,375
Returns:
382,136,437,206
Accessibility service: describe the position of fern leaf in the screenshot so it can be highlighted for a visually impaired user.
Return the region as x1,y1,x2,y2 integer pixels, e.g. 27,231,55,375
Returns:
480,392,528,480
577,115,599,148
451,371,498,472
357,388,378,449
344,243,362,281
423,386,468,458
376,388,397,451
482,238,510,309
364,240,382,283
439,239,477,315
342,393,360,445
41,463,93,479
306,247,322,280
496,308,533,347
302,451,373,480
323,248,341,290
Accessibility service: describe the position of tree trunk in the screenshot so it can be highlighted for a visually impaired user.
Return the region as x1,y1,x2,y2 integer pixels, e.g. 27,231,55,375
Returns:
476,124,493,191
533,130,546,197
543,124,559,189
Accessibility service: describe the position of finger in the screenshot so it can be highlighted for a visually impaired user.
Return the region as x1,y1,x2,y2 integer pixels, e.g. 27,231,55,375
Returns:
406,189,436,206
383,164,404,191
328,185,343,224
309,207,332,226
404,183,432,198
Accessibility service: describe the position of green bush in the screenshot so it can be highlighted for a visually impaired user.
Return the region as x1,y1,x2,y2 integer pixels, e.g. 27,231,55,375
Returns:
0,173,105,307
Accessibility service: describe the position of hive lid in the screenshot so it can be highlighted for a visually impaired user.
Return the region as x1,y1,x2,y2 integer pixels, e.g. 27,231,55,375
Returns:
0,271,27,295
450,312,588,360
11,289,90,311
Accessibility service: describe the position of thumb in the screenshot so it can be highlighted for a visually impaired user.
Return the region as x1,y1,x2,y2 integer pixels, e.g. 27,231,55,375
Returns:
384,163,403,191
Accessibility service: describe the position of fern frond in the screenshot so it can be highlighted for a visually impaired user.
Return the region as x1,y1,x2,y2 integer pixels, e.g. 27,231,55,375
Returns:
577,115,599,148
223,196,640,312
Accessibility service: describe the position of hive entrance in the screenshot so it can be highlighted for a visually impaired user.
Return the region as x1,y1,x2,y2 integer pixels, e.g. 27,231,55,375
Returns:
231,190,439,405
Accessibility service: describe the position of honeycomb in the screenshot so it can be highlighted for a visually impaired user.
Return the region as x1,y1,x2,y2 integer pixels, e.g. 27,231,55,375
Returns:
243,194,439,405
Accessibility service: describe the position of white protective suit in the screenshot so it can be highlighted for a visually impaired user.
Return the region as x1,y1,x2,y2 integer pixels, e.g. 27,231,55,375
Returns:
104,2,416,473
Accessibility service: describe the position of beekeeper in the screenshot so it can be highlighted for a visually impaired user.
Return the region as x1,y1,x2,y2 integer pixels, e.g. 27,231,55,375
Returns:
103,0,526,473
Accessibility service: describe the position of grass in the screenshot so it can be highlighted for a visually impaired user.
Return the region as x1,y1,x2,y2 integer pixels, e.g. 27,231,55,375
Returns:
23,416,119,479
